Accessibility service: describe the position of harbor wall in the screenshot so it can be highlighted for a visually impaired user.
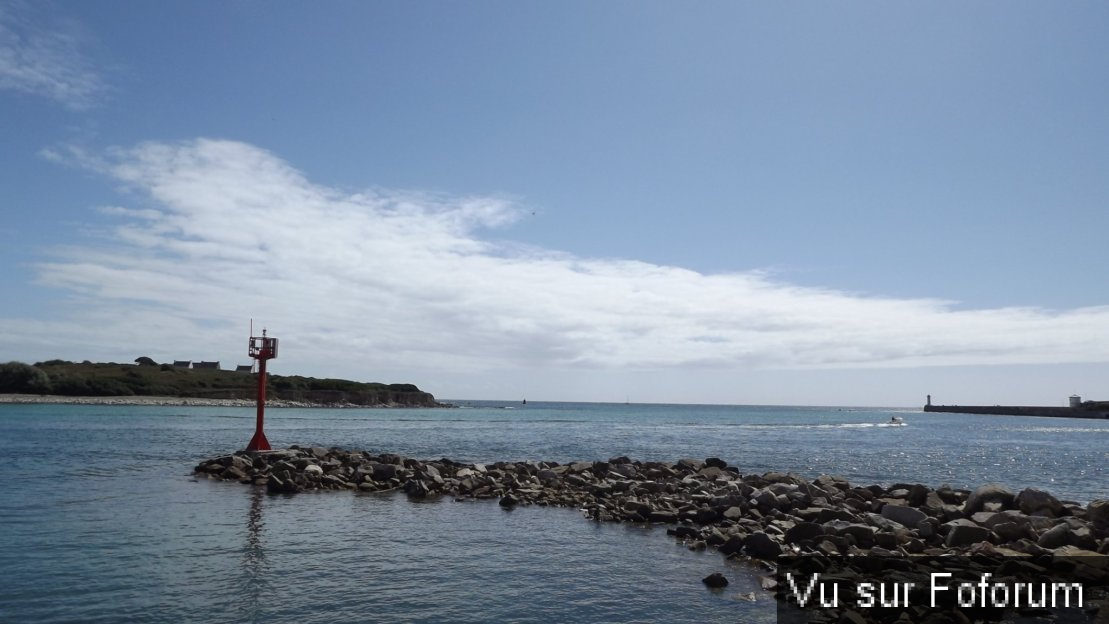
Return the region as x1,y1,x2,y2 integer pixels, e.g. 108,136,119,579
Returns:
923,404,1109,419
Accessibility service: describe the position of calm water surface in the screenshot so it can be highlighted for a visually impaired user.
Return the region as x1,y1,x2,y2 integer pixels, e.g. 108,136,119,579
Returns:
1,401,1106,623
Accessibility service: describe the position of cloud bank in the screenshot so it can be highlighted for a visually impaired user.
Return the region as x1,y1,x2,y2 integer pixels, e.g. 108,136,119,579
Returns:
8,139,1109,382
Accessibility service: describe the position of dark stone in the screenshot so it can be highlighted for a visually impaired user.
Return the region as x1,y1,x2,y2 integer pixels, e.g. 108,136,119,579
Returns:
702,572,729,588
648,510,678,523
677,458,704,472
783,522,825,545
718,535,744,555
667,526,700,540
945,524,991,547
404,479,429,498
704,457,728,469
371,463,399,481
836,523,876,548
695,508,720,524
744,531,783,558
266,474,298,494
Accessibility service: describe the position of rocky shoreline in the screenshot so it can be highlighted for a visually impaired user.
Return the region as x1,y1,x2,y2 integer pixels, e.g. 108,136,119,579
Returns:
0,394,436,408
195,447,1108,622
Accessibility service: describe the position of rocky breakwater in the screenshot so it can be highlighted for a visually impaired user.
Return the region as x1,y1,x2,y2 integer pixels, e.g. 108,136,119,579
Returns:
196,448,1108,620
196,448,1109,559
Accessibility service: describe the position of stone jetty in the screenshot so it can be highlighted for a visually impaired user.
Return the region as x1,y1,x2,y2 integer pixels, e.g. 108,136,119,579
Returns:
196,447,1108,622
196,446,1109,561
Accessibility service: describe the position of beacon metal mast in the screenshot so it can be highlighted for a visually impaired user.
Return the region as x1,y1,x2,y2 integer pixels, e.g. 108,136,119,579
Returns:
245,328,278,452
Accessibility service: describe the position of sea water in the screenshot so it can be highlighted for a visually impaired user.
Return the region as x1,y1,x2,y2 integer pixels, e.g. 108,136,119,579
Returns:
0,401,1105,623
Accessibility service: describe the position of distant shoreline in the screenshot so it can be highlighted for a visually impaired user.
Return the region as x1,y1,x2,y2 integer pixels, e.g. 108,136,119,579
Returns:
0,394,426,408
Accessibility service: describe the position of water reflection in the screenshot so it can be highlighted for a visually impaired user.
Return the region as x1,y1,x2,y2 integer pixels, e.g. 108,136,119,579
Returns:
240,487,267,621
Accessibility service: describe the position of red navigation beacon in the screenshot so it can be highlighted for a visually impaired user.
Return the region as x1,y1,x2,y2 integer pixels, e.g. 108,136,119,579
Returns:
245,329,279,452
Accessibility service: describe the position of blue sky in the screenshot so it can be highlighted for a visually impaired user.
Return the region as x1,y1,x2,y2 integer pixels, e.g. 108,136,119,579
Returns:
2,1,1108,406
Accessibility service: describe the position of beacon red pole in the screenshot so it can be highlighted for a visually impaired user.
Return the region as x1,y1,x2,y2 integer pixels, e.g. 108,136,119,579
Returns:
245,329,278,452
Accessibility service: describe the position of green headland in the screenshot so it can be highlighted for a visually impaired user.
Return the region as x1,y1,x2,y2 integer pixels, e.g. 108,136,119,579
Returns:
0,359,441,407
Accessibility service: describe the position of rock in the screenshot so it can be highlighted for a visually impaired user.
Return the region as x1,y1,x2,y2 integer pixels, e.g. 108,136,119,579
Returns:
609,463,638,479
744,531,783,558
704,457,728,469
266,474,298,494
702,572,729,588
667,526,700,540
1037,522,1073,549
878,503,931,527
813,474,850,491
1016,488,1065,517
648,510,678,523
371,463,399,481
834,523,876,548
921,491,946,514
993,521,1033,542
945,524,991,547
222,465,248,480
970,511,997,526
783,522,825,545
964,484,1014,514
718,535,745,556
499,493,518,508
698,466,725,480
1087,499,1109,530
722,506,744,520
404,479,429,498
304,464,324,475
881,504,928,528
695,508,720,524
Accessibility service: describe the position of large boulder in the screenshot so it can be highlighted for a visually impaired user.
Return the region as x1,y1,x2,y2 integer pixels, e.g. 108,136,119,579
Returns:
945,524,991,547
744,531,783,558
1016,488,1064,517
371,463,399,481
1087,500,1109,531
881,504,928,528
1037,522,1073,549
964,484,1014,514
836,523,877,548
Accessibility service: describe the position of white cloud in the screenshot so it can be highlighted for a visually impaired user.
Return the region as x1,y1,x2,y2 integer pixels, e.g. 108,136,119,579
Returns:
6,138,1109,394
0,2,104,109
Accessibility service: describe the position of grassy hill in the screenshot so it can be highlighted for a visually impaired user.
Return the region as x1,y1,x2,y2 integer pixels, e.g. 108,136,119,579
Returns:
0,359,441,407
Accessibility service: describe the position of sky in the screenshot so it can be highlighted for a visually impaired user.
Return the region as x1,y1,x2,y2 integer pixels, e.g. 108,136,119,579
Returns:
2,1,1108,407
